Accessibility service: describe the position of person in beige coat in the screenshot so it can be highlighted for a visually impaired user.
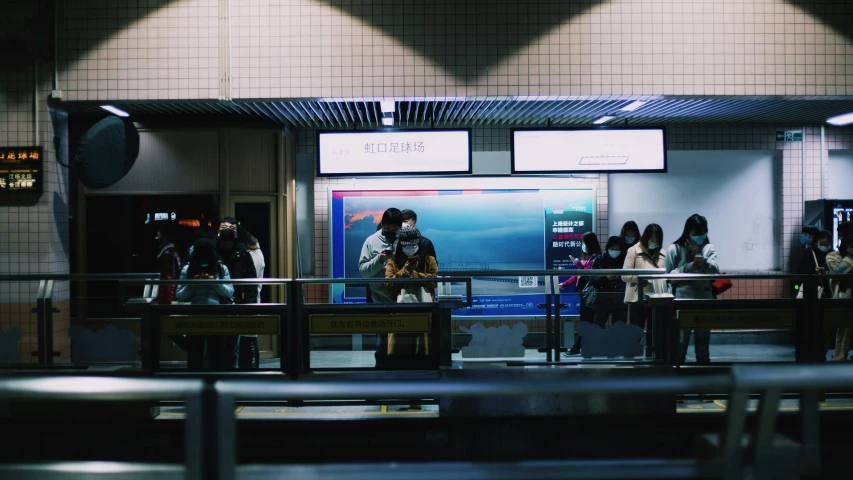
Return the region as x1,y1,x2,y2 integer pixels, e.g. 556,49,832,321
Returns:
621,224,666,357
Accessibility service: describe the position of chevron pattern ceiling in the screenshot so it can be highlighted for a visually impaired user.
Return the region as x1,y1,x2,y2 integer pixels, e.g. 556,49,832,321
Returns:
60,97,853,129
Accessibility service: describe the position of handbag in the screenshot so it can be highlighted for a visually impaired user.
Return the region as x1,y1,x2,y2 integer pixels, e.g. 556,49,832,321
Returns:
581,283,597,309
796,250,826,299
397,286,433,303
712,272,733,296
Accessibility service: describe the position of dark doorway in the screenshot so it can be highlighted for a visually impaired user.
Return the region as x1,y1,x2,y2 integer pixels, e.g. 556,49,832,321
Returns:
235,202,272,304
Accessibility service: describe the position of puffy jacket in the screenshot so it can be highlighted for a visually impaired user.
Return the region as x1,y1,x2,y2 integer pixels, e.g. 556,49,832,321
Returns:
219,241,258,304
157,244,182,305
176,264,234,305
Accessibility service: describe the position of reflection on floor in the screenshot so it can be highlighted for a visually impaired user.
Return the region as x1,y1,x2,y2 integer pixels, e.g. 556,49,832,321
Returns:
155,398,853,420
158,404,439,420
305,344,797,369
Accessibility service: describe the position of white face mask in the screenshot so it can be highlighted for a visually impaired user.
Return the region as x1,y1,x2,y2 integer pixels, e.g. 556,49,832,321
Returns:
402,246,418,257
817,245,831,253
647,241,660,250
581,244,588,254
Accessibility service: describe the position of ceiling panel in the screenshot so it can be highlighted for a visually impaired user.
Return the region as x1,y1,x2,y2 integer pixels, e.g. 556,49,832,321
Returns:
59,97,853,129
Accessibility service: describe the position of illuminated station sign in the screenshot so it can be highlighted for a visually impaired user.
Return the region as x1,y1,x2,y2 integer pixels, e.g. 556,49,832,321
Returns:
0,146,43,194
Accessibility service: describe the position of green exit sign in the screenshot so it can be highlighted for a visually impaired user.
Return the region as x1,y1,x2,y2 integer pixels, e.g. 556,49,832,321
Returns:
776,130,802,142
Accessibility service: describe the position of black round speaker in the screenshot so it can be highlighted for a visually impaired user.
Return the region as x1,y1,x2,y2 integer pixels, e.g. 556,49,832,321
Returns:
74,116,140,189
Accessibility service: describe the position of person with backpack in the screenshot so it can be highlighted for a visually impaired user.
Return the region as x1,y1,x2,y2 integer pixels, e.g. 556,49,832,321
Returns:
177,238,236,370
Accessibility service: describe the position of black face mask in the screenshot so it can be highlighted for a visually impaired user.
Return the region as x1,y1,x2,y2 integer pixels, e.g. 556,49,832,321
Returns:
219,228,236,241
383,230,397,241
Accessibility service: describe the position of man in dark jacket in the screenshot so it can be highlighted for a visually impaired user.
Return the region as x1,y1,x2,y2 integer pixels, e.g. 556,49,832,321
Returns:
401,209,437,260
216,217,258,369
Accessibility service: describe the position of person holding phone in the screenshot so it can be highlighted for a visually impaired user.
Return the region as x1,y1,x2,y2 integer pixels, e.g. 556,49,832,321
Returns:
622,224,666,358
359,208,404,367
559,232,602,356
665,214,719,365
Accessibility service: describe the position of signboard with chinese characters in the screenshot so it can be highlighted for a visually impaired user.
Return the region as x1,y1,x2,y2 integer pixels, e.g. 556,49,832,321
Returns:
512,128,666,173
317,129,471,176
161,315,279,335
309,314,431,334
0,146,43,194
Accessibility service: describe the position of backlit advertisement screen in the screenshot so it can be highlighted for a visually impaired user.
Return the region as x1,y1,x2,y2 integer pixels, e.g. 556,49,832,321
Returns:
329,188,596,316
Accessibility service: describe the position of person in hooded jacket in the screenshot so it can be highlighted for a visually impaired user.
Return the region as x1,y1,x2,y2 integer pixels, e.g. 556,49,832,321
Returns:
665,214,720,365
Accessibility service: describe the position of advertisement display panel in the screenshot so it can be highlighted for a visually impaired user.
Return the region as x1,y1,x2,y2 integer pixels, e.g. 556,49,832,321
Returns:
329,188,596,316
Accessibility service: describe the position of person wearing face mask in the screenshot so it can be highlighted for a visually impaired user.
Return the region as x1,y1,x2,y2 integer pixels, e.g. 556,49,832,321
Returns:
384,224,438,370
559,232,602,356
216,217,258,369
828,222,853,361
622,224,666,358
666,214,720,365
360,208,404,367
588,236,628,328
401,209,437,260
794,226,823,296
620,221,641,249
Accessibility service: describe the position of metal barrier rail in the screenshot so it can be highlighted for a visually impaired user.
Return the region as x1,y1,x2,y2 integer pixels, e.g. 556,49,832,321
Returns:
3,364,852,480
1,273,161,365
637,273,853,365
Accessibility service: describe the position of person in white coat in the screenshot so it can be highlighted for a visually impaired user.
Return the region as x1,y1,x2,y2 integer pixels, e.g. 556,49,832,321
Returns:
622,223,666,357
665,214,720,365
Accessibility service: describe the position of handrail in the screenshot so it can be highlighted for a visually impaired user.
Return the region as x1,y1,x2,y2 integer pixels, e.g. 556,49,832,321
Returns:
436,268,665,277
639,273,840,280
0,272,160,282
0,376,203,401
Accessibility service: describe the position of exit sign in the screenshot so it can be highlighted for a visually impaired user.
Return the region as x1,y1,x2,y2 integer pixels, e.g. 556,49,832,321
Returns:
776,130,802,142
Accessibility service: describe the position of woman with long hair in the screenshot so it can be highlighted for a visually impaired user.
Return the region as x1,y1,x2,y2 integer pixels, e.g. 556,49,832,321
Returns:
176,238,236,370
622,224,666,358
560,232,603,356
828,222,853,361
665,214,719,365
620,221,641,249
589,236,628,328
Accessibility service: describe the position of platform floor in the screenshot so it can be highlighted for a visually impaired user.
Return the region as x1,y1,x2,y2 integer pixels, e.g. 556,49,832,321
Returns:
302,344,798,369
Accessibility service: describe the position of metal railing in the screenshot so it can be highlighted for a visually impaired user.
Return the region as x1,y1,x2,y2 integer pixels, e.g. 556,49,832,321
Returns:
2,363,851,480
0,273,161,365
638,273,853,365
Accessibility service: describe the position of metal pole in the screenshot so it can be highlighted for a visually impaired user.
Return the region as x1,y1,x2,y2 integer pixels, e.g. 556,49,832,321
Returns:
820,125,826,198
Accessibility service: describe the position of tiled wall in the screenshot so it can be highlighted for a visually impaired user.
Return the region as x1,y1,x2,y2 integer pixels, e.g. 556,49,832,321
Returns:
0,1,71,363
58,0,853,101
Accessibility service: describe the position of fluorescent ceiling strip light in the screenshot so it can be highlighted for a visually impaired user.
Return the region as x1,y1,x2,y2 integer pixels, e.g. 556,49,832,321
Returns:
381,117,393,126
100,105,129,117
380,101,395,113
826,112,853,126
593,115,615,125
620,100,647,112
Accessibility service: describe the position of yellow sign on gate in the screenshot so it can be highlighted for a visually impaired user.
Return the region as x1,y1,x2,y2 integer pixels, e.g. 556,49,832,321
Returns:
679,310,795,329
161,315,280,335
310,314,431,334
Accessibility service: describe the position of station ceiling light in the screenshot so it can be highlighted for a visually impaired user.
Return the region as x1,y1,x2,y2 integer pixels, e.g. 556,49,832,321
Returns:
382,117,393,126
100,105,129,117
380,100,395,114
593,115,615,125
620,100,647,112
827,112,853,126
